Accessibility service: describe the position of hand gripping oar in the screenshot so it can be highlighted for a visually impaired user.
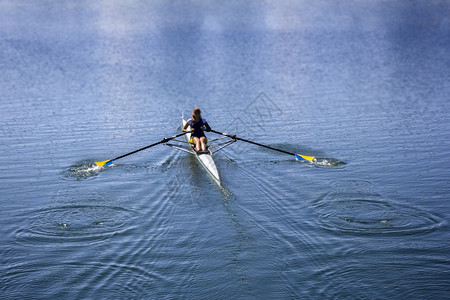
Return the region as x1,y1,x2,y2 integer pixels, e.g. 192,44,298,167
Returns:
95,131,191,167
209,129,315,162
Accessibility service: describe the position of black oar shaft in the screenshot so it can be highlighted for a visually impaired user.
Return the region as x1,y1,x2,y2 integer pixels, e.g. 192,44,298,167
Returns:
113,131,189,161
112,141,164,161
209,129,295,156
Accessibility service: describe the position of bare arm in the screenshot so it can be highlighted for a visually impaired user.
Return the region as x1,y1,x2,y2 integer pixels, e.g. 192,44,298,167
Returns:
182,121,190,132
182,122,190,132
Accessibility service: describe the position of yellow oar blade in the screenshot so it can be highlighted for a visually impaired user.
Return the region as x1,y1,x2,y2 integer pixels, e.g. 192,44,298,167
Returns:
295,154,315,162
95,159,113,167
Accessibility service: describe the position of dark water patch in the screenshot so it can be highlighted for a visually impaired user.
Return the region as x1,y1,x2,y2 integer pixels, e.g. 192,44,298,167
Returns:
75,261,170,299
310,247,450,299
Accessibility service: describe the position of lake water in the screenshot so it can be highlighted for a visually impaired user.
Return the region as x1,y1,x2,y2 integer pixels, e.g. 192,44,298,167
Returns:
1,1,449,299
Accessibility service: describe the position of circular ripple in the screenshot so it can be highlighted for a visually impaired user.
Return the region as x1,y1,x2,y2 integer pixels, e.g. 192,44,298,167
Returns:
16,204,136,245
314,194,443,236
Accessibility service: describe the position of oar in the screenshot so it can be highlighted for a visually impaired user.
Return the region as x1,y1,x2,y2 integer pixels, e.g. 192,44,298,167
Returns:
209,129,315,162
95,131,191,167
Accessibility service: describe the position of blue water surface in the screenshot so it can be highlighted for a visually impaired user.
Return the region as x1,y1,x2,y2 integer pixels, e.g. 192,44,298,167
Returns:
1,1,449,299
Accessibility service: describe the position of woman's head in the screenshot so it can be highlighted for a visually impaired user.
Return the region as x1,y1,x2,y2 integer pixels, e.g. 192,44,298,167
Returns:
192,107,201,121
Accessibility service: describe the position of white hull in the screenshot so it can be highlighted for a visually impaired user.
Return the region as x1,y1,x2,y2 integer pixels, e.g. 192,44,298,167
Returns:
182,119,220,186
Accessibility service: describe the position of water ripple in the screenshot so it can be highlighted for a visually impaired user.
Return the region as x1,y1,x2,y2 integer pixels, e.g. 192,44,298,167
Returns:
313,180,443,236
3,260,166,299
15,204,136,245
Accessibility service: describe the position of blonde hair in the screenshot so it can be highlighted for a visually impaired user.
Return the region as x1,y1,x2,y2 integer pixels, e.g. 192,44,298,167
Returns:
192,107,202,122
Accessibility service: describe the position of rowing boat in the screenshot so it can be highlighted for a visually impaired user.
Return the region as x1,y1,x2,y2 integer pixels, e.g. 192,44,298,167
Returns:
160,117,235,186
95,117,316,186
182,118,221,186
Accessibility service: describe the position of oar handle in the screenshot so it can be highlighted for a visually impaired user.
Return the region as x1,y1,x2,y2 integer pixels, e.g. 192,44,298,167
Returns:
209,129,295,156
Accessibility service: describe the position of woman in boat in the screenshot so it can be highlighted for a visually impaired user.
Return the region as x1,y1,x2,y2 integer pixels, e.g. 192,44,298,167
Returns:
182,107,211,153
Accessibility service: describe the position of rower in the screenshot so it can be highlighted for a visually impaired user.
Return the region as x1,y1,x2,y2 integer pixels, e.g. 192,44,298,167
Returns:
182,107,211,153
